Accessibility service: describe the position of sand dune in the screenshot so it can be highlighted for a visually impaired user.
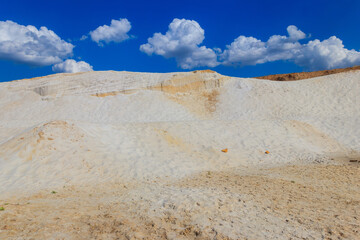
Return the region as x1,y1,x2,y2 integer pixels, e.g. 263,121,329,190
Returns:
0,70,359,239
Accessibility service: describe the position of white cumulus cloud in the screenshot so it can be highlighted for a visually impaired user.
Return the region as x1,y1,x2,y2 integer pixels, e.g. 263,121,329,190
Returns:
140,18,219,69
221,25,360,70
0,20,74,66
52,59,93,73
89,18,132,46
221,25,304,66
287,25,306,41
293,36,360,70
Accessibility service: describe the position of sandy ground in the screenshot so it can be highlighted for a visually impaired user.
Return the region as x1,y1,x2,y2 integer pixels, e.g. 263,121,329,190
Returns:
1,163,359,239
0,69,359,239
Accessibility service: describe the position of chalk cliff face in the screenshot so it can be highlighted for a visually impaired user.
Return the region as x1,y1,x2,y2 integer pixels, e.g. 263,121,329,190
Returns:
0,70,359,195
0,70,359,239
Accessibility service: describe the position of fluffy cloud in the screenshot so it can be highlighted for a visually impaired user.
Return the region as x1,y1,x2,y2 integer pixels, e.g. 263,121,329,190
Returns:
140,21,360,71
221,25,360,70
52,59,93,73
140,18,219,69
293,36,360,70
221,25,304,66
89,19,131,46
287,25,306,41
0,20,74,66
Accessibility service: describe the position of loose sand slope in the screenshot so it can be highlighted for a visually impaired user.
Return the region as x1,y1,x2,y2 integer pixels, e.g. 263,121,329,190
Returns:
0,70,359,239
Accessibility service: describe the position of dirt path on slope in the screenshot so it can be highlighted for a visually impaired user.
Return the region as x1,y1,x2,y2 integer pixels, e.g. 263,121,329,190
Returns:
0,163,359,239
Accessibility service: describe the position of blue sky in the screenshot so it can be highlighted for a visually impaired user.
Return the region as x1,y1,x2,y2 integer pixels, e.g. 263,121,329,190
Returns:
0,0,360,82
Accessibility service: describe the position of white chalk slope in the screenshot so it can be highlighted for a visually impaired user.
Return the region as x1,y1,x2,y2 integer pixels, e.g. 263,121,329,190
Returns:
0,70,359,195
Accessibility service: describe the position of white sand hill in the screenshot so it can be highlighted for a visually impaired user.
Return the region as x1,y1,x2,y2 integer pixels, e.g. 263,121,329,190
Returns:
0,70,359,239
